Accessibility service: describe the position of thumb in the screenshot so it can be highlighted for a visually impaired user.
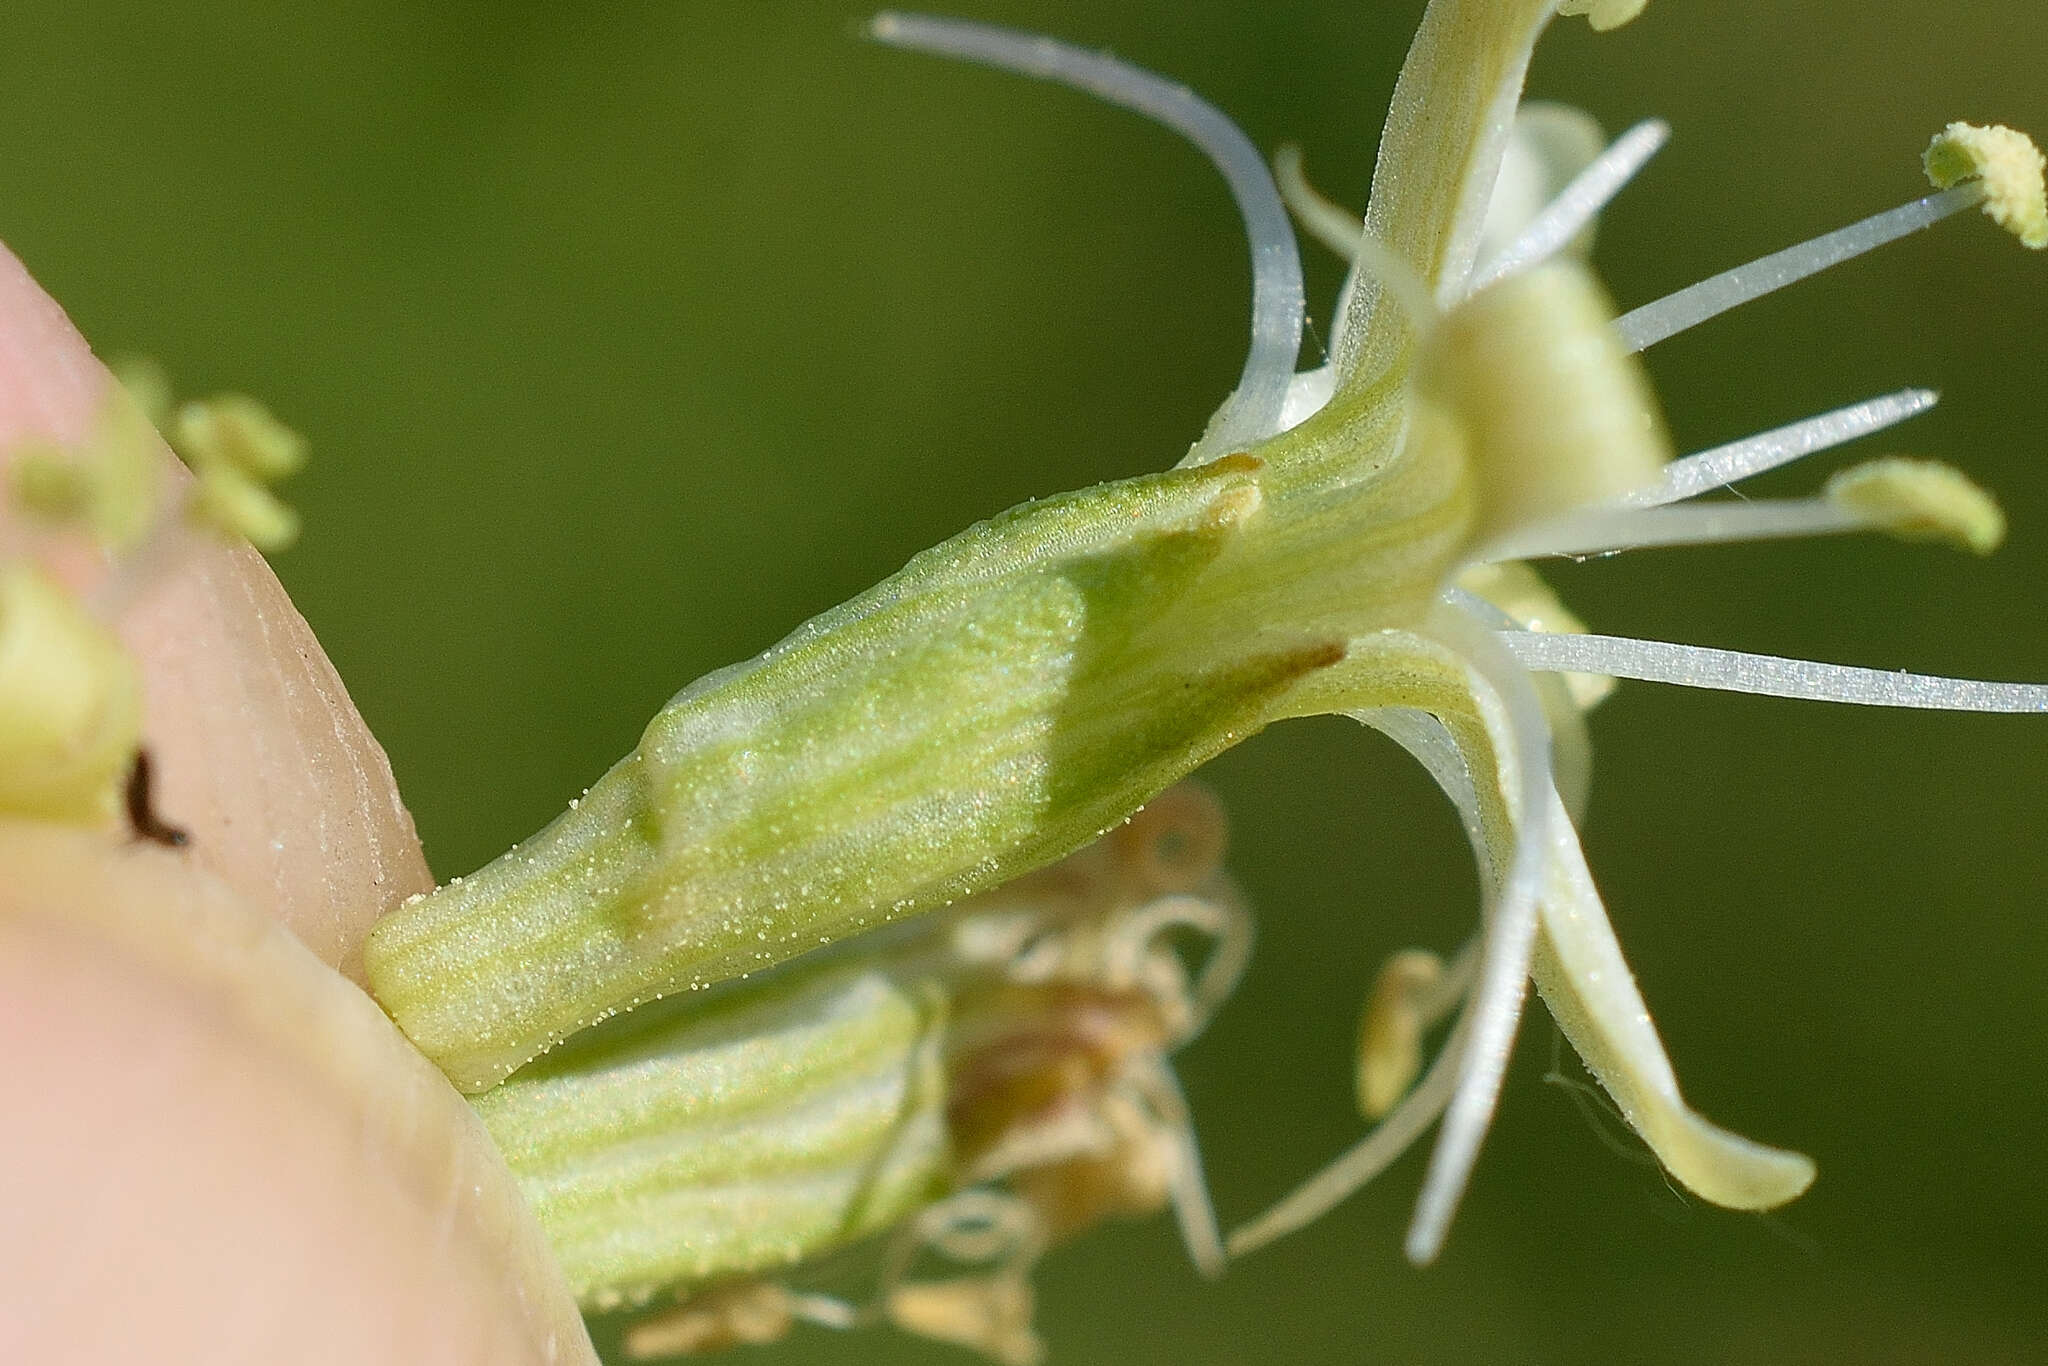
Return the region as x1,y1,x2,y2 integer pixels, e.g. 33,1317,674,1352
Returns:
0,824,595,1364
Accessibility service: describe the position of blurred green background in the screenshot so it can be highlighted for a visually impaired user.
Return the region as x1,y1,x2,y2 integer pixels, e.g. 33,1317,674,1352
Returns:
3,2,2044,1362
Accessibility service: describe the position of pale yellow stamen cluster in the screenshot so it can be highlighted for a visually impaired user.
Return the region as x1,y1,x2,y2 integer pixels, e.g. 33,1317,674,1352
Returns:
1,373,308,830
9,385,160,550
1925,121,2048,250
884,1269,1040,1366
0,565,141,822
172,394,309,554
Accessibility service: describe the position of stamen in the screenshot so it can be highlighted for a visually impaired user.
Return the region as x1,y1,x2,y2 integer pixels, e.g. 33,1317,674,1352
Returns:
1403,606,1556,1266
84,388,309,617
1613,185,1983,353
880,1190,1045,1366
1356,940,1475,1119
1480,497,1863,562
1364,678,1821,1216
1469,119,1670,292
620,1283,813,1358
1826,457,2004,555
1101,892,1253,1035
1924,122,2048,249
0,564,144,823
1268,143,1442,329
1274,144,1365,260
868,12,1304,453
1620,388,1940,507
1498,630,2048,712
1485,454,2000,563
893,1188,1046,1271
1131,1055,1227,1278
1557,0,1650,31
1227,1006,1470,1258
1228,701,1494,1260
787,1294,860,1331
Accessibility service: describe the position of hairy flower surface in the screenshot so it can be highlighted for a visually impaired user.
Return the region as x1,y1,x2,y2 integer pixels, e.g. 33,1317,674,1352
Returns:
482,786,1244,1362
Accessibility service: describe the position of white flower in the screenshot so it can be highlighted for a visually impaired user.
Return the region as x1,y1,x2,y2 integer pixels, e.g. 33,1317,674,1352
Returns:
362,6,2047,1329
874,2,2047,1268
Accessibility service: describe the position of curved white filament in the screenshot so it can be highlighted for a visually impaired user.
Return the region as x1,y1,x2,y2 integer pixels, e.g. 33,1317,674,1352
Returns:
787,1293,860,1331
1469,119,1671,292
869,12,1304,453
1498,631,2048,712
1402,606,1556,1265
1227,682,1533,1262
1228,1004,1471,1257
1102,892,1254,1037
1132,1055,1228,1279
1621,388,1940,508
1274,143,1368,259
1614,185,1983,352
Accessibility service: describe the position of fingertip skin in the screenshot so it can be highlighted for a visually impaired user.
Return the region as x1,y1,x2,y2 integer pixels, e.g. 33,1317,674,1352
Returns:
0,238,434,974
0,825,597,1366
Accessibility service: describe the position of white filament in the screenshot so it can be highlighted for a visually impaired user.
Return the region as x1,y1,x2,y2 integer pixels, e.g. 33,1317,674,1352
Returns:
1102,892,1254,1035
1228,1004,1471,1256
788,1293,860,1331
1133,1055,1229,1279
902,1188,1045,1268
1469,119,1671,292
1499,630,2048,712
1274,143,1368,259
1403,607,1556,1265
1621,388,1940,508
1227,689,1526,1262
1614,185,1983,352
1479,497,1866,564
869,12,1304,453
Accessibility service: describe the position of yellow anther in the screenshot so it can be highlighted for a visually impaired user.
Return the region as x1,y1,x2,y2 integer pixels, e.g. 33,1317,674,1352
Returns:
9,443,97,523
87,387,165,550
6,385,162,549
108,355,174,428
1013,1091,1176,1239
174,394,309,483
885,1276,1043,1366
1556,0,1649,33
621,1282,798,1359
1924,122,2048,250
1826,457,2006,556
191,462,302,554
169,394,307,553
1356,948,1448,1119
0,564,142,824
